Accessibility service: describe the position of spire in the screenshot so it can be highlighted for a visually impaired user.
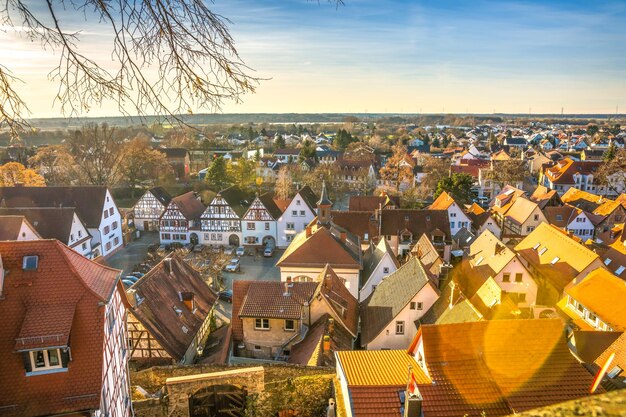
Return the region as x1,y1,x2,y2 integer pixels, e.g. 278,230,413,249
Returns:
317,181,332,207
317,181,332,226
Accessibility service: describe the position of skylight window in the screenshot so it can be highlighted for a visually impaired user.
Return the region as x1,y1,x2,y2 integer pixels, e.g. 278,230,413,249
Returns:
22,255,38,271
616,266,625,275
539,247,547,255
550,257,560,265
475,256,484,265
604,258,613,266
533,242,541,250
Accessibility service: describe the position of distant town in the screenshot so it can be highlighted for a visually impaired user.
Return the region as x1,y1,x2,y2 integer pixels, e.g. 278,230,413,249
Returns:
0,114,625,416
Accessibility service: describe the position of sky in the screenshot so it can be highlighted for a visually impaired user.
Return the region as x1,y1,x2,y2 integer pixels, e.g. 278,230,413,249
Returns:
1,0,626,117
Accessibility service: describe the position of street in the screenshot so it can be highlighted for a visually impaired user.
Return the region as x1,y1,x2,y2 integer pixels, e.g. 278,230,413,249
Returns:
106,231,160,275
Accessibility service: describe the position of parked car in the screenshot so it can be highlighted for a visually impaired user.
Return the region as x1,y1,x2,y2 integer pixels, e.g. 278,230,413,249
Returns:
122,279,136,288
218,289,233,303
131,272,144,279
224,246,235,256
123,275,139,283
224,258,241,272
236,246,246,257
263,246,274,257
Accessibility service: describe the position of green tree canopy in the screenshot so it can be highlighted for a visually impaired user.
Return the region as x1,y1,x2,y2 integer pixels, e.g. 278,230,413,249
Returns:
434,173,475,205
205,156,229,190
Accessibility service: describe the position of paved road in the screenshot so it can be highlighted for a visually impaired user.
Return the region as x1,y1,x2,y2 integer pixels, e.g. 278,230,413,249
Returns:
106,231,160,275
221,249,283,290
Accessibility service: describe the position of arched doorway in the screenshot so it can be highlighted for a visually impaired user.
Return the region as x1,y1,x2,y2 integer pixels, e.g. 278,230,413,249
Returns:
262,236,275,248
190,233,199,245
189,384,247,417
229,234,240,247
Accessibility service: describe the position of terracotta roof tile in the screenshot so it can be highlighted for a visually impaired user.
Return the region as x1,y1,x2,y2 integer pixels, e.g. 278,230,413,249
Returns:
428,191,457,211
348,386,404,417
317,265,360,336
231,280,253,342
349,195,399,212
170,191,205,220
0,208,84,242
15,304,76,350
238,281,318,320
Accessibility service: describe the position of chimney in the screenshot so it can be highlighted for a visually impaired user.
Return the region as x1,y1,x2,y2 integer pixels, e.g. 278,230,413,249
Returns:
306,225,312,238
283,281,290,297
164,257,173,275
404,389,423,417
323,335,331,352
327,399,336,417
286,276,293,287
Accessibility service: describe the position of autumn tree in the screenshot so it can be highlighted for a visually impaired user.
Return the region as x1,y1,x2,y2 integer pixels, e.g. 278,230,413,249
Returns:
422,157,450,192
28,144,74,185
228,158,256,190
274,165,292,200
483,159,527,188
0,162,45,186
119,138,171,198
434,173,475,205
334,129,356,150
597,148,626,196
379,143,413,191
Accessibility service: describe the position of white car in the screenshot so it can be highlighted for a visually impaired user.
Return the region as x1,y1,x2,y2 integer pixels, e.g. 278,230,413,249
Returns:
224,246,235,255
224,258,241,272
236,246,246,257
263,246,274,257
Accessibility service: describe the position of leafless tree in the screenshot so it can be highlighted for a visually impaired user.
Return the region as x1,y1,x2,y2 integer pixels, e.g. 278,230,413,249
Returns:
0,1,343,135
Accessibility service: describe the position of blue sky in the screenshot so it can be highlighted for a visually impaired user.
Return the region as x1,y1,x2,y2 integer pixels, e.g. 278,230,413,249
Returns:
2,0,625,116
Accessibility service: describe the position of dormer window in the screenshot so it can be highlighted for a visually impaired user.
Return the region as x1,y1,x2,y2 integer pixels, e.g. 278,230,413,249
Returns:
22,256,38,271
180,292,196,312
173,306,183,317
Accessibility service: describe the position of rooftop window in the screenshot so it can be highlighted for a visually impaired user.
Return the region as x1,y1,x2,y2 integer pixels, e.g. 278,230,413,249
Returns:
22,256,38,271
550,257,560,265
538,247,547,255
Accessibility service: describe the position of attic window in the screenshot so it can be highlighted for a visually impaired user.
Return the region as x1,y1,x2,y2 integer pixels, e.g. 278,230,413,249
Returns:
616,266,626,275
533,242,541,250
475,256,484,266
135,293,145,305
538,247,547,255
550,257,560,265
179,292,196,311
604,258,613,266
172,306,183,317
556,215,563,221
22,256,38,270
426,216,431,221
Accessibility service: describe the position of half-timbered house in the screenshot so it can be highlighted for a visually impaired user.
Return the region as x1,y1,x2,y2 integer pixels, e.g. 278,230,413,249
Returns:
133,187,172,231
200,186,253,248
126,255,218,364
159,191,205,245
241,192,282,247
0,240,131,417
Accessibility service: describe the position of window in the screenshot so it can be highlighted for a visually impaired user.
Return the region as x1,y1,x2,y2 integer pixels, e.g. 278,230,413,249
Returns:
383,267,390,274
292,210,298,216
526,226,535,233
417,302,423,310
104,225,110,234
300,210,305,216
70,233,74,242
550,257,560,265
577,217,585,223
82,243,87,250
247,222,256,230
502,273,510,282
539,247,547,255
265,222,270,230
395,321,405,335
106,242,112,251
255,318,270,329
29,349,64,372
533,242,541,250
104,210,109,219
22,255,38,270
296,200,301,205
515,273,523,283
450,212,457,218
284,320,295,331
78,230,82,238
112,221,118,230
608,366,623,378
410,301,416,310
450,221,455,229
114,237,120,245
616,265,626,275
286,222,295,230
254,345,262,351
109,207,114,216
534,214,539,221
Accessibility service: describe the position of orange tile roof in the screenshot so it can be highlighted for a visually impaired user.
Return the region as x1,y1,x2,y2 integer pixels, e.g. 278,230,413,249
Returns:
566,268,626,331
348,386,405,417
428,191,456,210
336,349,430,386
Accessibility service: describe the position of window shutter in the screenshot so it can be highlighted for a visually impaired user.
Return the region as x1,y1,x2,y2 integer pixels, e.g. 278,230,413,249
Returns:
22,352,32,373
61,348,71,368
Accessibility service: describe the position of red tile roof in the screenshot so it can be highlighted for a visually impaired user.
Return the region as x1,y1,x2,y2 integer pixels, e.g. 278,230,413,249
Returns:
0,240,122,416
231,280,253,343
238,281,318,320
170,191,206,220
317,264,359,336
349,386,404,417
15,304,76,350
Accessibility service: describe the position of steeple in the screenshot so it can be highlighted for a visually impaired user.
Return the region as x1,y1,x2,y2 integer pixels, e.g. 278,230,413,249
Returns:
317,181,332,226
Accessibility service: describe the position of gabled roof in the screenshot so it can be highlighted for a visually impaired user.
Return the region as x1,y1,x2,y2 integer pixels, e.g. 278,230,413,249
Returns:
276,223,361,269
466,203,494,229
362,238,400,287
561,187,608,213
544,205,604,228
216,185,254,217
529,185,560,209
258,192,283,219
503,197,541,226
315,264,360,336
411,233,444,281
128,255,217,361
428,191,458,210
0,215,38,240
148,186,172,206
0,186,113,228
566,268,626,331
380,210,451,240
330,210,378,241
361,257,434,345
0,240,122,416
416,319,600,416
417,280,483,327
297,185,319,212
336,350,429,386
274,148,301,155
544,158,601,184
170,191,205,220
348,195,399,212
237,281,317,320
0,207,86,243
469,229,514,274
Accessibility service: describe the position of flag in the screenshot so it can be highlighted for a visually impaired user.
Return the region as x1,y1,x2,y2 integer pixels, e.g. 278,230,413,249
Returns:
590,352,615,394
408,371,420,397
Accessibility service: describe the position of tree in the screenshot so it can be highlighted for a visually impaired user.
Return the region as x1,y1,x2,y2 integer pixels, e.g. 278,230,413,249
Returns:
587,125,599,136
378,143,413,191
334,129,356,150
597,148,626,196
299,140,317,162
119,138,171,197
434,173,474,205
422,156,450,192
205,156,229,190
0,162,45,186
28,144,74,185
604,142,617,161
65,123,124,185
228,158,256,189
275,135,286,149
0,1,342,135
274,166,292,200
483,160,527,188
